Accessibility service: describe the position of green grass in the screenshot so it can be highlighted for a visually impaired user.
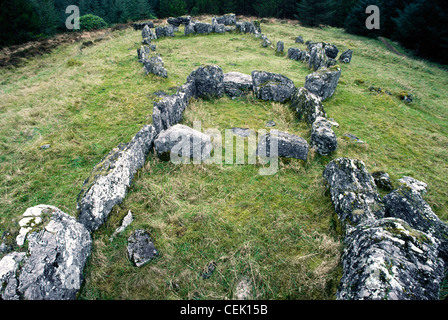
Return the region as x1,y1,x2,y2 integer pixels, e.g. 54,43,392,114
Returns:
1,17,447,300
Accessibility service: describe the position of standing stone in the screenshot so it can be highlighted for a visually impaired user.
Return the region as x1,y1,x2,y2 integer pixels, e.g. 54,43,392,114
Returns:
276,41,284,54
213,23,225,33
310,116,337,156
155,25,174,38
307,43,328,71
295,36,304,44
152,93,187,133
185,22,196,35
261,34,271,47
304,66,341,101
187,65,224,99
324,44,339,59
257,130,309,161
287,47,306,61
194,22,213,34
339,49,353,63
77,125,157,232
322,158,385,229
251,70,295,103
142,54,168,78
290,87,326,125
127,230,158,267
3,205,91,300
154,124,212,162
223,72,253,97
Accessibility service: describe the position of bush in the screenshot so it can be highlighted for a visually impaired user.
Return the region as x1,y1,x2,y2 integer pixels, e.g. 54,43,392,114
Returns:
79,14,108,31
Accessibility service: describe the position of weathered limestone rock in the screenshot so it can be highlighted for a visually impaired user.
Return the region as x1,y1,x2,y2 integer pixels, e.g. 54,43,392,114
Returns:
257,130,309,161
155,25,174,38
372,171,393,191
142,54,168,78
287,47,307,61
307,43,328,71
397,176,427,195
337,217,445,300
127,230,158,267
339,49,353,63
261,34,271,47
251,71,295,103
310,117,337,156
3,205,91,300
77,125,157,232
194,22,213,34
152,94,187,133
223,71,253,97
187,65,224,99
324,44,339,59
141,25,157,45
213,23,225,33
276,41,284,54
0,251,26,300
384,184,448,264
295,36,304,44
234,276,252,300
213,14,236,25
167,16,191,27
154,124,212,162
238,21,256,34
137,45,151,62
184,22,196,35
304,66,341,101
176,80,197,104
323,158,385,228
290,87,326,125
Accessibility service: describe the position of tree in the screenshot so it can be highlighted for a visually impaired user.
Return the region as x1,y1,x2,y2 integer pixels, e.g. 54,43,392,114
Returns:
344,0,385,37
253,0,280,18
295,0,336,27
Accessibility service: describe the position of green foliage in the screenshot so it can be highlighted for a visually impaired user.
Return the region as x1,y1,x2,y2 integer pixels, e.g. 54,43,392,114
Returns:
79,14,108,31
295,0,336,27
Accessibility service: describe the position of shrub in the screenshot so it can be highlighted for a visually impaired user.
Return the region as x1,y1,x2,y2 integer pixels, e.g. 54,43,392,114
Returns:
79,14,108,31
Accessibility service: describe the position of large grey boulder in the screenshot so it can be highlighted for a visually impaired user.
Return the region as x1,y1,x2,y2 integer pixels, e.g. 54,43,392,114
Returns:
310,117,337,156
152,93,187,133
185,22,196,35
337,217,445,300
384,183,448,265
127,229,158,267
290,87,326,125
339,49,353,63
194,22,213,34
323,158,385,229
154,124,212,162
77,125,157,232
2,205,91,300
214,14,236,25
287,47,307,61
223,72,253,97
304,66,341,101
213,23,225,33
187,65,224,99
251,71,295,103
324,44,339,59
238,21,256,34
155,25,174,38
142,54,168,78
257,130,309,161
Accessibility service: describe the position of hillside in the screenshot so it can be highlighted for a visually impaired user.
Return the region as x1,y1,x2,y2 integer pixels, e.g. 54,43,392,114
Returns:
0,16,447,300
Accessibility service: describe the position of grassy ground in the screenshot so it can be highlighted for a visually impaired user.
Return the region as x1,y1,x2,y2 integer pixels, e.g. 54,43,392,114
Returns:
0,17,447,300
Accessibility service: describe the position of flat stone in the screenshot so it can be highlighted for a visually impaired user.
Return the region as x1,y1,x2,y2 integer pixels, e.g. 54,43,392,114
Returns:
223,72,253,97
257,130,309,161
252,70,295,103
127,230,158,267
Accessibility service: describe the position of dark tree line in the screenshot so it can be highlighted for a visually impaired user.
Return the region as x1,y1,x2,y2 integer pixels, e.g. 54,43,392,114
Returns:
1,0,447,64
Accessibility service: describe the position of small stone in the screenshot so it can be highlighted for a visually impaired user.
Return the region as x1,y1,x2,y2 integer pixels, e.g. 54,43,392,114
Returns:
343,133,364,144
40,144,51,150
127,230,158,267
202,261,217,279
295,36,304,44
265,120,276,127
109,211,133,241
372,171,393,191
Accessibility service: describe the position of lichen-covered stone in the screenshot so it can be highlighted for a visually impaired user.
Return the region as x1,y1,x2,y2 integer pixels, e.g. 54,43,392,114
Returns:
323,158,385,228
152,94,187,133
154,124,212,162
276,41,284,54
324,44,338,59
339,49,353,63
238,21,256,34
0,251,26,300
2,205,91,300
176,80,197,104
304,66,341,101
194,22,213,34
142,54,168,78
287,47,307,61
310,117,337,156
257,130,309,161
223,71,253,97
77,125,157,232
337,217,445,300
307,42,328,71
384,184,448,265
372,171,393,191
397,176,427,195
290,87,326,125
155,25,174,38
127,230,158,267
185,22,196,35
251,70,295,103
295,36,304,44
213,14,236,25
213,23,225,33
187,65,224,99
